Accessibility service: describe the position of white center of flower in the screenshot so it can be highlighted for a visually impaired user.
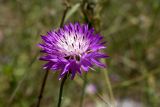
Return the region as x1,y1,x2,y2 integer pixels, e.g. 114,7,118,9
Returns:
57,32,90,56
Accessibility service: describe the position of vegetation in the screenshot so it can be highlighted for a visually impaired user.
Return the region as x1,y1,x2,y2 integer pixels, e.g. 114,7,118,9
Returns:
0,0,160,107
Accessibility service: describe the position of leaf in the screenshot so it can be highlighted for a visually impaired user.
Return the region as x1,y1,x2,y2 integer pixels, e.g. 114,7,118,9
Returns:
64,3,81,22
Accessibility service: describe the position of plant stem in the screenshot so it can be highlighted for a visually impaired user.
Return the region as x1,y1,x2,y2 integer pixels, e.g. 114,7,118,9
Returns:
79,73,87,107
36,70,49,107
36,2,69,107
57,74,67,107
56,3,70,107
104,69,115,106
60,1,70,27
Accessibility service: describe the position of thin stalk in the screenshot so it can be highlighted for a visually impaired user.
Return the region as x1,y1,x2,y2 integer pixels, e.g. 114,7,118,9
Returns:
60,2,70,27
103,69,115,107
96,93,111,106
56,3,70,107
36,3,70,107
79,73,87,107
36,70,49,107
57,75,67,107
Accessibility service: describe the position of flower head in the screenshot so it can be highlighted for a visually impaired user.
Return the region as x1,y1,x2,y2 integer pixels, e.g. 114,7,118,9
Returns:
39,23,108,80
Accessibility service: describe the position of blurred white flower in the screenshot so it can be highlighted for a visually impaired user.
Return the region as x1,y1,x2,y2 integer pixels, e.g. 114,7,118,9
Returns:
86,83,97,95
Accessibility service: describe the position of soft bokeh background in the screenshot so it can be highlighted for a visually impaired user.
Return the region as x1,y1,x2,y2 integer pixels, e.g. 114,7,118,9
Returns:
0,0,160,107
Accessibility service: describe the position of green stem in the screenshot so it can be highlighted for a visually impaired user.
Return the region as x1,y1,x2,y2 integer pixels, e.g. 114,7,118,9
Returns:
60,7,69,27
36,70,49,107
79,73,87,107
57,75,67,107
56,4,70,107
104,70,115,106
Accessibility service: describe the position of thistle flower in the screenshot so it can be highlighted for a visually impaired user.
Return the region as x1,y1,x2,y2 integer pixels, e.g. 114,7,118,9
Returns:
39,23,108,80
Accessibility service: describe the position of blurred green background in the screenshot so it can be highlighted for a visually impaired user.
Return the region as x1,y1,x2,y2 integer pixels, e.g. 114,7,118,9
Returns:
0,0,160,107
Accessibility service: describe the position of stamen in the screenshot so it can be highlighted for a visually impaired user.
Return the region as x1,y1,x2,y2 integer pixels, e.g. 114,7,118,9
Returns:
57,31,89,56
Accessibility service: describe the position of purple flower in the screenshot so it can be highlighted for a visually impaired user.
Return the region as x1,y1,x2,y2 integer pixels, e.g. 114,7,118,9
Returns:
38,23,108,80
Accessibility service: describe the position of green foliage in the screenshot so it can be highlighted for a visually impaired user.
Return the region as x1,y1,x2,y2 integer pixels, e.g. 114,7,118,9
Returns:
0,0,160,107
